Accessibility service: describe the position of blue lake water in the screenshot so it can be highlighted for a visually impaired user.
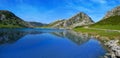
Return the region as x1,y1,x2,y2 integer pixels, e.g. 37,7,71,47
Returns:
0,28,106,58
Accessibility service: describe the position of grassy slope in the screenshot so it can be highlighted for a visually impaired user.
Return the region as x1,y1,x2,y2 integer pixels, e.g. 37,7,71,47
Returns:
74,16,120,39
91,16,120,30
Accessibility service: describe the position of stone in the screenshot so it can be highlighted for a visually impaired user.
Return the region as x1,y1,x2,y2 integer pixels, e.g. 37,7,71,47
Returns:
0,14,5,20
104,40,120,58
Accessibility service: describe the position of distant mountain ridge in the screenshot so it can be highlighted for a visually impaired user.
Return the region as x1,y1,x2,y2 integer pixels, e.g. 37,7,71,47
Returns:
0,10,33,28
29,22,47,27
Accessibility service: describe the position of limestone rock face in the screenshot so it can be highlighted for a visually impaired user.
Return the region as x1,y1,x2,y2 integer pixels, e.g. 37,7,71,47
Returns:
0,14,5,20
103,6,120,19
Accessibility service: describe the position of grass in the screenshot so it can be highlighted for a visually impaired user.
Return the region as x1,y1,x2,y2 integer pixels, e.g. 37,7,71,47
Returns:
91,25,120,30
90,16,120,30
0,24,22,28
74,27,120,39
93,16,120,25
73,16,120,40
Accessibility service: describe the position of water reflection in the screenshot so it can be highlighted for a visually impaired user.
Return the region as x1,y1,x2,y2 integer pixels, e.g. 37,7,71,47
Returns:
0,29,90,45
0,29,25,44
52,30,90,45
0,28,106,58
0,29,43,44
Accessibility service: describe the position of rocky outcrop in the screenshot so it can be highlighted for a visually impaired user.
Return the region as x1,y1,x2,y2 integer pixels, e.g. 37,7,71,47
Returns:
0,10,33,28
103,6,120,19
51,12,94,29
0,14,5,20
104,40,120,58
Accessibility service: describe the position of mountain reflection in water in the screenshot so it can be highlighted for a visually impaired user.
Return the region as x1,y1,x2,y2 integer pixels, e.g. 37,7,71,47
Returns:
0,29,89,45
0,29,43,44
0,28,106,58
51,30,90,45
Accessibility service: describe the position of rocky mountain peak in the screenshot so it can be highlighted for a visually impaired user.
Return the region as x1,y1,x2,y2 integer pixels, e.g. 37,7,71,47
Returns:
64,12,94,28
103,6,120,19
50,12,94,29
76,12,89,17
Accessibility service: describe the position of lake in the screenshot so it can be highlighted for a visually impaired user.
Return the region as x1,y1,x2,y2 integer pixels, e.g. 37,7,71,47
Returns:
0,28,106,58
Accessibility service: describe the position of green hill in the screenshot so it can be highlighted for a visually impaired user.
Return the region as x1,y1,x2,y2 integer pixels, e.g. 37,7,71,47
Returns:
91,15,120,30
90,6,120,30
0,10,33,28
94,16,120,25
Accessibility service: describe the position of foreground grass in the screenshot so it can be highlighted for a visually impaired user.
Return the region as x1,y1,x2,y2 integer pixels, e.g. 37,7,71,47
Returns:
74,27,120,39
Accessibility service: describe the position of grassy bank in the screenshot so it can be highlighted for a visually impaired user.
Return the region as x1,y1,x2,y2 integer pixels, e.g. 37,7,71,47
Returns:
91,25,120,30
74,27,120,39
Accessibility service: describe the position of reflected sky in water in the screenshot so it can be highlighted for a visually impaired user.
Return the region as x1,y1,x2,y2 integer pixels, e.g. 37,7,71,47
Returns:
0,28,106,58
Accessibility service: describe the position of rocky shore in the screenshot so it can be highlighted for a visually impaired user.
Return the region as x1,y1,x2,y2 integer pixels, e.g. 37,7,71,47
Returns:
104,40,120,58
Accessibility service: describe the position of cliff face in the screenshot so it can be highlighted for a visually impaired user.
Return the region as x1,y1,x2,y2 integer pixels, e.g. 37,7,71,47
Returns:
0,10,33,28
51,12,94,29
103,6,120,19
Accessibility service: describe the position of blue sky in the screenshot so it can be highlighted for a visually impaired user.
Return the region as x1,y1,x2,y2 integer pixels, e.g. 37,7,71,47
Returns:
0,0,120,23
